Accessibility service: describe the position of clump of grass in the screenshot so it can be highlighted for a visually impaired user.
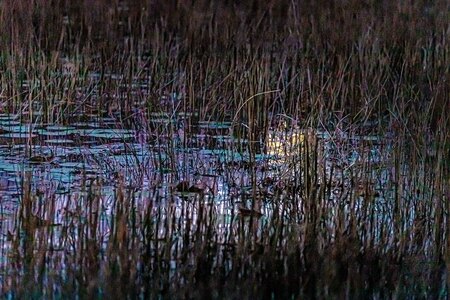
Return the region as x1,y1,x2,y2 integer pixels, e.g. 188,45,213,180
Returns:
0,0,448,298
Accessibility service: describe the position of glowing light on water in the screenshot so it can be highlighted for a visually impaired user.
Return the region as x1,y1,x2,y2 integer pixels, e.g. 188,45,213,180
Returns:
266,128,305,158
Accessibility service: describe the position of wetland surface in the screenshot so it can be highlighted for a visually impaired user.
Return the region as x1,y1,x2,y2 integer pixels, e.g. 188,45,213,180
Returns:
0,0,448,298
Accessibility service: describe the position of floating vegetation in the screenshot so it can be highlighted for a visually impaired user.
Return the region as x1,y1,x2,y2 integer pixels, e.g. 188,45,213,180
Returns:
45,125,76,131
0,133,38,139
0,125,36,134
197,121,233,130
44,139,75,145
78,128,135,140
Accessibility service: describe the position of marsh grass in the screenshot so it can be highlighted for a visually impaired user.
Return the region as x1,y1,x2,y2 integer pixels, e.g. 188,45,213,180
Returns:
0,0,449,298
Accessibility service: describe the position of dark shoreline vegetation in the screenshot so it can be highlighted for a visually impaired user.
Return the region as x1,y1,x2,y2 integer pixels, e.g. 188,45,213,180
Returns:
0,0,449,298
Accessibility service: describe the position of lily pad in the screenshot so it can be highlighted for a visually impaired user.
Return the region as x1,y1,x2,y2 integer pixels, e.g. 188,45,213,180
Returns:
38,129,74,136
46,125,76,131
78,128,135,140
44,139,75,145
0,133,38,139
197,121,232,130
0,125,36,134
